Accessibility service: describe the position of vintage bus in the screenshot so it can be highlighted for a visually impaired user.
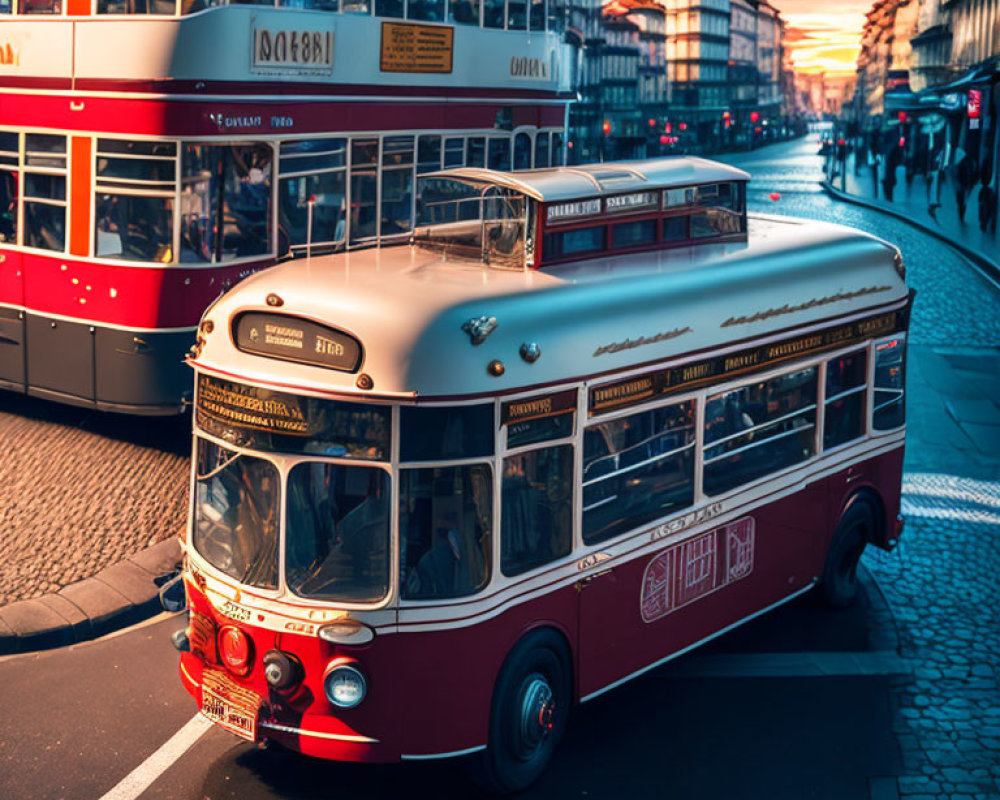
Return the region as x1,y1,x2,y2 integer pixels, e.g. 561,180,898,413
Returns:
175,157,910,793
0,0,572,414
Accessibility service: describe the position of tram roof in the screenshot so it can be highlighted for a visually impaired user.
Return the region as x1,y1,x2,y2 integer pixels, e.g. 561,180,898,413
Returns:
425,157,751,202
192,214,907,400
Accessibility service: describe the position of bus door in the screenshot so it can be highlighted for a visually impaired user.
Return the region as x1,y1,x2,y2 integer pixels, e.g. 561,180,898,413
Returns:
0,245,25,389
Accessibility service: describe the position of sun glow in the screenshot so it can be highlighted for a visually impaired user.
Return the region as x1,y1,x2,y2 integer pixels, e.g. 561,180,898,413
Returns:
772,3,868,76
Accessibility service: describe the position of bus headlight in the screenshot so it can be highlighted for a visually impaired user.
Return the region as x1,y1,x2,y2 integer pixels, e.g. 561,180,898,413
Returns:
318,621,375,646
263,650,302,692
323,660,367,709
218,625,253,676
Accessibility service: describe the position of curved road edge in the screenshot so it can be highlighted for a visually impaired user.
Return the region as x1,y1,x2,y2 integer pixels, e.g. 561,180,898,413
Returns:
0,537,181,655
821,180,1000,290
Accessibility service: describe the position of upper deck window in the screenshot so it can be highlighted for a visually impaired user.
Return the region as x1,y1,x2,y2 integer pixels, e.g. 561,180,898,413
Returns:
415,177,528,268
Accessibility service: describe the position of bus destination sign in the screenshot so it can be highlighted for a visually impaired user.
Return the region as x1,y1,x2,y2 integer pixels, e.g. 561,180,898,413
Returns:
380,22,454,74
233,313,362,372
196,374,310,435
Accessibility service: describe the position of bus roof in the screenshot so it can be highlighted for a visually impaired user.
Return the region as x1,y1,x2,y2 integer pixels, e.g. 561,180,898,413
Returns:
425,157,750,202
191,214,907,400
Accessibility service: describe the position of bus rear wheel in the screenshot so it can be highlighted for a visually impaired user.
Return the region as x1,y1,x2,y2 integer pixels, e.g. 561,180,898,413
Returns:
819,503,873,609
470,629,571,795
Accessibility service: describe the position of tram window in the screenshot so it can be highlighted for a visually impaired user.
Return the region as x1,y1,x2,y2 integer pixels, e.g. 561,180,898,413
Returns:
399,465,492,600
285,463,390,603
483,0,504,27
501,445,573,577
488,137,511,171
542,225,604,260
529,0,544,29
350,139,379,245
97,0,176,13
342,0,370,12
375,0,404,17
534,132,550,168
95,194,174,262
612,219,657,249
467,137,486,168
23,134,66,253
279,138,347,174
279,172,347,255
552,132,564,166
664,187,695,208
444,137,464,167
450,0,479,24
583,401,695,544
507,0,526,28
824,350,867,449
180,143,272,262
0,170,16,244
409,0,443,20
662,214,688,241
873,336,906,431
400,404,494,461
21,0,61,13
514,133,532,170
703,368,818,495
193,439,279,590
417,136,442,174
381,136,414,237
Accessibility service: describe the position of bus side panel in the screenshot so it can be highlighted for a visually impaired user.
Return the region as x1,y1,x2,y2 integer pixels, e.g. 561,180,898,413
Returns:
577,484,824,698
392,584,579,757
823,445,905,557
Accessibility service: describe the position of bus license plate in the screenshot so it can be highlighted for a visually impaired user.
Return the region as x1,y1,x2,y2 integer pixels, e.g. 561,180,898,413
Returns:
201,669,261,742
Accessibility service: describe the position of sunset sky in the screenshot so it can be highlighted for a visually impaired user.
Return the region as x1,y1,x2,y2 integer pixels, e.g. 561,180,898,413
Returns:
771,1,870,76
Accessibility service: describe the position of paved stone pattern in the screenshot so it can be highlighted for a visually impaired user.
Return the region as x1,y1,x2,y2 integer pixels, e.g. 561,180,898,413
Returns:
0,401,188,606
720,140,1000,800
866,476,1000,800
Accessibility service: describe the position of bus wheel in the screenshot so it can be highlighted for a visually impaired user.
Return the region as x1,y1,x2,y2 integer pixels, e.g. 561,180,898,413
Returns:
819,503,873,609
471,630,571,795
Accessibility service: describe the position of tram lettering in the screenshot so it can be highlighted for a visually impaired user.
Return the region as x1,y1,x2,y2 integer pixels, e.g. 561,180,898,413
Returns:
723,351,759,371
315,335,344,357
284,621,316,635
0,43,19,67
680,362,713,382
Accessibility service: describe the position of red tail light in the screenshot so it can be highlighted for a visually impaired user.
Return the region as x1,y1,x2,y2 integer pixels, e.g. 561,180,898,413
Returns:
218,626,253,676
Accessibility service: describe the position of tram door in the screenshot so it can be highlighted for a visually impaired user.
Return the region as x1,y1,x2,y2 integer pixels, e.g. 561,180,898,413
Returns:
0,246,25,389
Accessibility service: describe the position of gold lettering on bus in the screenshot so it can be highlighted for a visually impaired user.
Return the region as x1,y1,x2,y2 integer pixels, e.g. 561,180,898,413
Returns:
766,335,823,360
197,377,309,434
680,362,714,382
264,323,305,350
649,502,724,542
724,351,759,371
315,335,345,357
593,326,692,357
592,377,654,408
508,397,552,420
721,286,893,327
856,313,896,336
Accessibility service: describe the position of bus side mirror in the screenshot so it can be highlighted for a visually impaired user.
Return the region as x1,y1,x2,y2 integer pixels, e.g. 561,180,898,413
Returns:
158,571,187,613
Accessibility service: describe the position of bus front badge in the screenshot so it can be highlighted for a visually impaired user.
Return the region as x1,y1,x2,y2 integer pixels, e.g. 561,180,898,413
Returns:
462,315,497,345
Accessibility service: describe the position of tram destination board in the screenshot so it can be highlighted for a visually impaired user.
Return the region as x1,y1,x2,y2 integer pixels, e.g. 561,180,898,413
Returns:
380,22,454,73
233,312,362,372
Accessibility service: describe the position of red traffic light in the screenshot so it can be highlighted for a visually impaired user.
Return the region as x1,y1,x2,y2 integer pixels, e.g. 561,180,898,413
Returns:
602,120,611,135
750,111,760,123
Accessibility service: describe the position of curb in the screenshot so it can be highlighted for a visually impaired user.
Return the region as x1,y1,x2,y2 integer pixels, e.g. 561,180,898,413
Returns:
821,180,1000,290
0,537,182,656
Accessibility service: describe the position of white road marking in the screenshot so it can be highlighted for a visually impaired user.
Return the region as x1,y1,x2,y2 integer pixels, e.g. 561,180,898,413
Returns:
97,714,213,800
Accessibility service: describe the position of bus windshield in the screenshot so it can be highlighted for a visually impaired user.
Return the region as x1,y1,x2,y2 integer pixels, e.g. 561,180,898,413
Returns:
286,462,391,603
193,438,280,590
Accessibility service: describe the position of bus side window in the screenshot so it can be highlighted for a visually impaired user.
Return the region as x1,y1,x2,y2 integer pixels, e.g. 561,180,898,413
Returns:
824,349,867,449
501,446,573,577
399,465,492,600
582,400,696,545
873,335,906,431
703,368,818,496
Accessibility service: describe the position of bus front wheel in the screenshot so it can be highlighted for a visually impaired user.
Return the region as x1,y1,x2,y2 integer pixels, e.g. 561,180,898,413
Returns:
819,503,873,609
471,629,571,795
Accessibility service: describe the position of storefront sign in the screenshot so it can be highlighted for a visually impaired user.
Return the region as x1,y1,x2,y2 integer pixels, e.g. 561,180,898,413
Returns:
233,312,362,372
380,22,453,74
968,88,982,129
252,25,335,74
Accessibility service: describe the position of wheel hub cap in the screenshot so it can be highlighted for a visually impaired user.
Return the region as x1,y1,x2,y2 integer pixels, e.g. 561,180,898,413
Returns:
519,675,555,752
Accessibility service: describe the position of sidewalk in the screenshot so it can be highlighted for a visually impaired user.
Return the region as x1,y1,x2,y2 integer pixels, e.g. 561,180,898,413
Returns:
823,157,1000,284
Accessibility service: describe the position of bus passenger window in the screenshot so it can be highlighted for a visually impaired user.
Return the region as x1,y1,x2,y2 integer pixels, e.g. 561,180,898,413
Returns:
612,219,657,249
467,137,486,168
449,0,479,24
703,368,817,495
408,0,444,20
501,446,573,577
662,215,688,241
534,133,550,168
0,133,19,244
583,401,695,544
483,0,504,27
824,350,867,449
285,463,391,603
400,404,494,461
873,336,906,431
542,226,605,260
399,465,492,600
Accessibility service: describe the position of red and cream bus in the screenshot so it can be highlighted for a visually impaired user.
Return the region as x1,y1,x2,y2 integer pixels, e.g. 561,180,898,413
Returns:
175,157,910,793
0,0,572,413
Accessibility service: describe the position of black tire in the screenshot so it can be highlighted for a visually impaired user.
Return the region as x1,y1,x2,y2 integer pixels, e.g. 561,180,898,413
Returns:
819,502,873,609
469,629,571,795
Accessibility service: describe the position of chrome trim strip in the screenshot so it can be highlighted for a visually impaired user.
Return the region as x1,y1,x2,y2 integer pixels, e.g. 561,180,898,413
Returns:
259,722,379,744
401,745,487,760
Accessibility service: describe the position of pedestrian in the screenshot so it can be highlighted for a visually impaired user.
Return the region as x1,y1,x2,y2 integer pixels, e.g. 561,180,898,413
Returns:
954,148,976,222
977,157,997,235
927,137,950,218
883,140,901,203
